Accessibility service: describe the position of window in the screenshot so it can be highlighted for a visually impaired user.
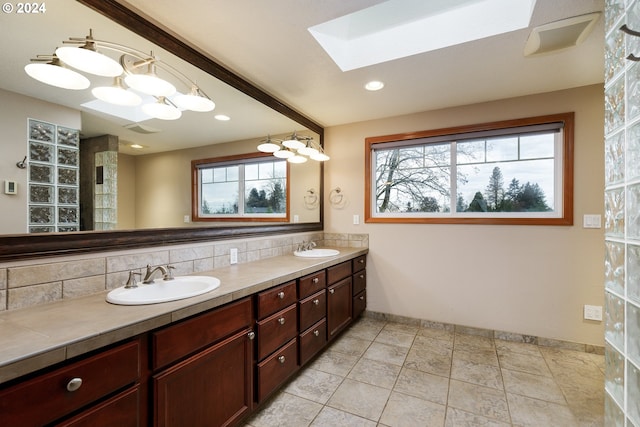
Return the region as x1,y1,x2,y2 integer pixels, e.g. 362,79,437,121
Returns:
365,113,574,225
192,153,289,222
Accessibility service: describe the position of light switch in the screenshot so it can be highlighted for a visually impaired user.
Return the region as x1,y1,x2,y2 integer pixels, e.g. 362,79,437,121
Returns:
583,214,601,229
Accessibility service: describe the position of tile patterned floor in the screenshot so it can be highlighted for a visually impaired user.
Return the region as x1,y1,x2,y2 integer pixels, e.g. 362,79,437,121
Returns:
244,317,604,427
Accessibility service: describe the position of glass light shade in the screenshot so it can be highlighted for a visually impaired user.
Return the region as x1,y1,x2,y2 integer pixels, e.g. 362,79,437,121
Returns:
288,155,308,164
257,141,281,153
92,78,142,106
125,73,176,97
142,100,182,120
298,145,319,156
55,46,123,77
310,152,330,161
173,87,215,112
25,62,90,90
273,148,295,159
282,137,305,150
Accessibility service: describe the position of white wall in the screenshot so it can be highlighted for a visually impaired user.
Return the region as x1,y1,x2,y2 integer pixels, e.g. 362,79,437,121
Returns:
324,84,605,345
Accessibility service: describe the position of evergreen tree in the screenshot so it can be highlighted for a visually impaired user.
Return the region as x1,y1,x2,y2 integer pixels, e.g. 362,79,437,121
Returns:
269,181,284,212
419,196,440,212
467,192,488,212
485,166,504,211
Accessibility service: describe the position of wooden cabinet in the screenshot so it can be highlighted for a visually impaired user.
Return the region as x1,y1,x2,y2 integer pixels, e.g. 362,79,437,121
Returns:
352,255,367,319
0,339,141,427
327,260,353,341
255,282,298,402
298,270,328,366
152,298,253,427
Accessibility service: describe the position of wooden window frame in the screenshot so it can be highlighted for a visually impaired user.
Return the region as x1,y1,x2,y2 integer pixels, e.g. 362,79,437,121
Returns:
365,113,574,225
192,152,291,223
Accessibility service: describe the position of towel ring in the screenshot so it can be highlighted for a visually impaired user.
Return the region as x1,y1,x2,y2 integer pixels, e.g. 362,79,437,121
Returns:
329,187,346,208
304,188,319,209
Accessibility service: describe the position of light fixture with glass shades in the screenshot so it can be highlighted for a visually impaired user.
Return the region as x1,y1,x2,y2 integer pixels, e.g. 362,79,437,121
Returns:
25,29,216,120
257,132,329,163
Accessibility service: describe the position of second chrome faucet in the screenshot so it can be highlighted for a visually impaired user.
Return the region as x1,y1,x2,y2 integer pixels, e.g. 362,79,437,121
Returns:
142,264,175,284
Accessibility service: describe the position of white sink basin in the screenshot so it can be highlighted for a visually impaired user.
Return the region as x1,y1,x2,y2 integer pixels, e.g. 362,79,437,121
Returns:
106,276,220,305
293,248,340,258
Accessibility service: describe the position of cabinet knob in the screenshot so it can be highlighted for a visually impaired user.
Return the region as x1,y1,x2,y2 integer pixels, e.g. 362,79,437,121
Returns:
313,299,320,305
312,277,319,284
66,377,83,392
359,295,365,300
314,330,320,337
278,317,286,325
359,259,365,264
247,331,256,340
278,355,286,364
329,289,335,294
359,274,365,279
277,291,285,299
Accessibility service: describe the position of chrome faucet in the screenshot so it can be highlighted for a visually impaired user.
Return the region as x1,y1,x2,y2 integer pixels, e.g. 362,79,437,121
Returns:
297,241,317,252
142,264,175,284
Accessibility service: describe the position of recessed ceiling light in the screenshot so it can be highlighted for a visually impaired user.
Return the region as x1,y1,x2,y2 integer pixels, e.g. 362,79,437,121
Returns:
365,81,384,91
130,144,144,149
214,114,230,121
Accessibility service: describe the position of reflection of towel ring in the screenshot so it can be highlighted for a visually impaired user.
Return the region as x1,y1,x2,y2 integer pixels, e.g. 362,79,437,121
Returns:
329,187,346,208
304,188,319,209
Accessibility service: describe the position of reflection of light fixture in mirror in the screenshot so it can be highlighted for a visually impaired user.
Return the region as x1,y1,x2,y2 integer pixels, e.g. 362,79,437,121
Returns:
55,30,123,77
130,144,144,149
25,29,215,118
214,114,230,121
92,76,142,106
142,97,182,120
24,55,90,90
257,132,329,162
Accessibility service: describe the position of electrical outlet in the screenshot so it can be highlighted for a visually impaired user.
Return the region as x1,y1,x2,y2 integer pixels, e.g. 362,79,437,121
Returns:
230,248,238,265
584,305,603,321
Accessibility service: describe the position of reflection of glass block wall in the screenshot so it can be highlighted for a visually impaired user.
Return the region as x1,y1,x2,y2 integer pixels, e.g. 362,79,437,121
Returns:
94,151,118,230
604,1,640,425
27,119,79,233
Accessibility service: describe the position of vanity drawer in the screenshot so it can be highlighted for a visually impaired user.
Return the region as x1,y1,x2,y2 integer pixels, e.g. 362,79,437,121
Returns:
353,270,366,295
256,338,298,402
256,280,297,320
299,319,327,366
353,290,366,319
256,304,298,360
352,255,366,272
327,261,352,284
0,340,140,427
298,270,326,299
299,289,326,332
152,297,252,370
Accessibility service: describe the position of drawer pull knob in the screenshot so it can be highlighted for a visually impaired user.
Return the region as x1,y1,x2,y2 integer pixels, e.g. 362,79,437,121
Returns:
278,317,286,325
360,296,365,300
329,289,335,294
313,299,320,305
278,291,285,299
314,330,320,337
359,274,365,279
248,331,256,340
66,377,83,392
359,259,365,264
312,277,319,284
278,355,286,364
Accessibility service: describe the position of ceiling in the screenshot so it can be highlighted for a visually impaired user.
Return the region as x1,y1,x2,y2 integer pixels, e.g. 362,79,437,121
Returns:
119,0,605,128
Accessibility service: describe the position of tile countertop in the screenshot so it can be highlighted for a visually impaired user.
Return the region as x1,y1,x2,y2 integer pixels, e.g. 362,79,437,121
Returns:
0,247,368,384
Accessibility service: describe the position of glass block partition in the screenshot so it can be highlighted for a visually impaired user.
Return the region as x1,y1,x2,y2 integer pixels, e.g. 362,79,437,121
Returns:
27,119,79,233
605,0,640,425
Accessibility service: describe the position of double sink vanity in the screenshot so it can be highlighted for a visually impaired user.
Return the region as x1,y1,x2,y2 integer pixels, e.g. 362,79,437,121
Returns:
0,246,367,427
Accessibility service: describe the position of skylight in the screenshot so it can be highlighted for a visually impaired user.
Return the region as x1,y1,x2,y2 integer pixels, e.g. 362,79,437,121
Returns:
308,0,537,71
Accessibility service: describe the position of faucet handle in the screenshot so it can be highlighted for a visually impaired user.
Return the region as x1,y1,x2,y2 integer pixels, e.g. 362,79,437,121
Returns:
125,271,141,289
163,264,176,281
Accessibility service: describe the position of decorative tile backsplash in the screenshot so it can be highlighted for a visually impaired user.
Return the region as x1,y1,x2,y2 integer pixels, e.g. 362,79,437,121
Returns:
0,232,364,311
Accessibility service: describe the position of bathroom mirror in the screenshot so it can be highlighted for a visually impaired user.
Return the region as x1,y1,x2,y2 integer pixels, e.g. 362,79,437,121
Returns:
0,0,323,261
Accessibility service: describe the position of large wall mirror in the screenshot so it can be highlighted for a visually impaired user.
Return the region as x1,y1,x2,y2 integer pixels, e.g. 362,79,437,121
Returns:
0,0,323,261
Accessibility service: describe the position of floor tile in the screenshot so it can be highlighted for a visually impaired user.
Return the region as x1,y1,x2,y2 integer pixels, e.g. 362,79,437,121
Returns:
454,334,496,351
362,341,409,366
284,368,344,404
453,347,499,367
447,379,511,423
247,392,322,427
329,335,372,357
382,322,420,335
309,349,359,377
417,326,454,344
393,366,449,404
495,339,542,357
379,391,446,427
347,357,401,389
497,350,552,377
444,407,512,427
404,345,452,377
507,392,579,427
343,318,384,341
501,368,566,404
451,358,503,389
326,378,391,421
374,328,415,348
310,406,377,427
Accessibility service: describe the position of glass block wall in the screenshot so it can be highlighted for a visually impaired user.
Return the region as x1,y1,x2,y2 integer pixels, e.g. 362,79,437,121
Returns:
605,0,640,425
94,150,118,230
27,119,79,233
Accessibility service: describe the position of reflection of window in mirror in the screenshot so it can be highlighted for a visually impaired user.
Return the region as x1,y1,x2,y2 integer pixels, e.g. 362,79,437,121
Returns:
192,153,290,222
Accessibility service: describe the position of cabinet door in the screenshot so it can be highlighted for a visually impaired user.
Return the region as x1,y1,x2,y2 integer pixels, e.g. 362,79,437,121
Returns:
153,329,253,427
327,277,352,340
